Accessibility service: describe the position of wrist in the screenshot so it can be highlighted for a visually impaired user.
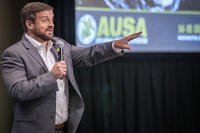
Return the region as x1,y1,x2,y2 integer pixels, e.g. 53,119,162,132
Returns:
112,41,122,53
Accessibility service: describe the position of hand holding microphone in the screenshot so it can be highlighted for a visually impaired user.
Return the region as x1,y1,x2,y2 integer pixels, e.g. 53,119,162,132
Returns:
51,61,67,79
51,40,67,79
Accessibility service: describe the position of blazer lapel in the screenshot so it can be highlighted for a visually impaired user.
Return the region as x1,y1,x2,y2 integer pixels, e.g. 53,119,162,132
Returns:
50,45,59,62
22,36,48,72
51,40,82,97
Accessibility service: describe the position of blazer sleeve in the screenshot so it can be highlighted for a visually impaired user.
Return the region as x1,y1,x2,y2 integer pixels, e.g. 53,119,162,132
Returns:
1,49,58,102
70,42,123,67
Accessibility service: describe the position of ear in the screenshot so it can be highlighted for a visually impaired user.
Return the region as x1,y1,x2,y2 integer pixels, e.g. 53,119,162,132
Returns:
25,20,34,31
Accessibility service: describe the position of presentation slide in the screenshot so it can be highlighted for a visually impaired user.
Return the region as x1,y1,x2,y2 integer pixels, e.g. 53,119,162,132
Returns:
75,0,200,52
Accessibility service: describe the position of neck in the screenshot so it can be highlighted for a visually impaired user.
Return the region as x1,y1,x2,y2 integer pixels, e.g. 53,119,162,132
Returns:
26,32,49,48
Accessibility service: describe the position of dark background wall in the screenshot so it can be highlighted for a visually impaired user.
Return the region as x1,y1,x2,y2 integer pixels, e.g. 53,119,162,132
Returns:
0,0,200,133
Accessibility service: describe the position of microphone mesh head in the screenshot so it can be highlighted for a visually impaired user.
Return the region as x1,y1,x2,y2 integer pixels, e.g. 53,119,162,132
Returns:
56,40,65,48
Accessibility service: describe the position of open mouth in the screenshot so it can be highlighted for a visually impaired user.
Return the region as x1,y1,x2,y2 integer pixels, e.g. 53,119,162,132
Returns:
46,29,54,34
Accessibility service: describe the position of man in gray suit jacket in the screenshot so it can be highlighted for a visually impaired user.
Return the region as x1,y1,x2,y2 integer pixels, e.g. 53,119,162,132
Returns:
1,2,141,133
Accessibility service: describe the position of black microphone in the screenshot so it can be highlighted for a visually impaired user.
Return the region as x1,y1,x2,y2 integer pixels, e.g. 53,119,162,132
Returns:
54,40,65,79
55,40,65,61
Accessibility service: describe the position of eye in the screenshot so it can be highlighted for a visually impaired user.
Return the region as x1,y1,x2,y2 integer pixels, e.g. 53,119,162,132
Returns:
41,18,48,22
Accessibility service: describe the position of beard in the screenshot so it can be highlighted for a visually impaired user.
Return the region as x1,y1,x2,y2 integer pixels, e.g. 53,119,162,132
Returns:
32,28,54,41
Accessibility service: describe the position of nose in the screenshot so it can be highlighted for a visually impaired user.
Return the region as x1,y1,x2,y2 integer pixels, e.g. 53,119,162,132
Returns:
48,19,54,27
50,21,54,27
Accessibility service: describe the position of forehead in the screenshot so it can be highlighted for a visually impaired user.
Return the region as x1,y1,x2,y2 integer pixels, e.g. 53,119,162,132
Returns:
35,10,54,18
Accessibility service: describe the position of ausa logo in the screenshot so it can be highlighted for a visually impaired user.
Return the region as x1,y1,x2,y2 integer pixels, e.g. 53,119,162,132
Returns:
77,14,97,45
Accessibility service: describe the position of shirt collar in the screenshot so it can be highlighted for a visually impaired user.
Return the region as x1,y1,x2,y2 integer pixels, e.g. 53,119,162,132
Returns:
24,33,53,51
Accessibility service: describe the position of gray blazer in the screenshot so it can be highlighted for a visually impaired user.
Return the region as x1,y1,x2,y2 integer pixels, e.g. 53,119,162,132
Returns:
1,35,122,133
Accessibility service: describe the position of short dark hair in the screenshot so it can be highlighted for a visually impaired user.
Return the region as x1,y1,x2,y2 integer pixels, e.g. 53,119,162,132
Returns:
20,2,54,32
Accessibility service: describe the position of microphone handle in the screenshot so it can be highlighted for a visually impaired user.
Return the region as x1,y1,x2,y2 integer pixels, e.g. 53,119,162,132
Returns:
60,47,64,61
58,47,64,79
57,47,64,61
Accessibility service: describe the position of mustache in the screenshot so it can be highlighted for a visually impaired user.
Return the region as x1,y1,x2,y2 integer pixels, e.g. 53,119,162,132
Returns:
46,26,54,31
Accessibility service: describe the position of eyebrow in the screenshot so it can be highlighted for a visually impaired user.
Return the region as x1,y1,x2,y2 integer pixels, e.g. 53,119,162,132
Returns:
38,16,54,19
37,16,54,21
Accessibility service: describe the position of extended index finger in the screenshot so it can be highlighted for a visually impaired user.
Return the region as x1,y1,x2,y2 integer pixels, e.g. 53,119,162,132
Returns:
125,32,142,41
